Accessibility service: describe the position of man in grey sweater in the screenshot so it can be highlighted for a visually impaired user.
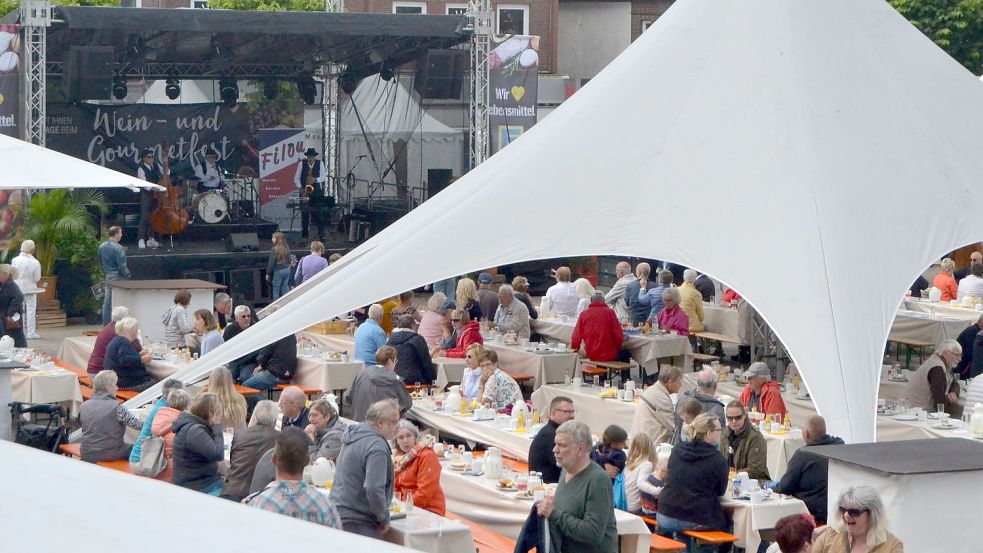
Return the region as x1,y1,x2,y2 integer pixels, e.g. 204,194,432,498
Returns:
332,399,400,538
345,346,412,421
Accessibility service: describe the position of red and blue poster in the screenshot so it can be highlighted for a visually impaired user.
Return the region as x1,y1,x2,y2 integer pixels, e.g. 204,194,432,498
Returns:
258,128,306,231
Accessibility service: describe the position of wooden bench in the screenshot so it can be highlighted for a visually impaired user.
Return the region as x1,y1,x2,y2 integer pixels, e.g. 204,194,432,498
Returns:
268,383,322,400
83,330,100,337
691,352,721,365
59,443,81,458
444,511,516,553
649,534,686,553
694,331,743,346
887,336,933,370
58,442,172,481
582,360,633,381
682,530,740,549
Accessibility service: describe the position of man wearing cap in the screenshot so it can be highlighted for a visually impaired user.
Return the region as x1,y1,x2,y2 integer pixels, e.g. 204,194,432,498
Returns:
476,272,499,321
136,148,168,249
739,362,787,417
193,150,225,192
293,147,327,239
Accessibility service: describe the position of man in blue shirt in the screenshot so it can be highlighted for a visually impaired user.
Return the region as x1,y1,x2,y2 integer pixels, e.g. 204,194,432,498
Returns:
354,303,388,363
99,226,131,324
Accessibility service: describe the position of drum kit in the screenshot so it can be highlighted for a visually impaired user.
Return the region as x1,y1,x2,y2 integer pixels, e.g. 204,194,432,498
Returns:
186,176,256,224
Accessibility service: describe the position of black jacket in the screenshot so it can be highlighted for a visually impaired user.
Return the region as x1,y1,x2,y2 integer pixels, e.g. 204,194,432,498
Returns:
955,324,979,378
773,434,844,523
657,440,728,529
223,321,259,373
257,334,297,382
529,419,561,484
171,412,225,491
0,279,23,319
282,406,310,430
389,329,436,385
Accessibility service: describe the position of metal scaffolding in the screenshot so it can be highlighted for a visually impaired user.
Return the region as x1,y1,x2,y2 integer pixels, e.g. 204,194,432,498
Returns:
467,0,491,169
20,0,51,147
322,0,344,206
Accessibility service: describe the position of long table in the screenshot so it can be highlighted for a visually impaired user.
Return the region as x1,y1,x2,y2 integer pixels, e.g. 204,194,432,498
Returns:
408,402,535,462
530,318,693,372
903,298,983,323
723,495,808,552
11,365,83,416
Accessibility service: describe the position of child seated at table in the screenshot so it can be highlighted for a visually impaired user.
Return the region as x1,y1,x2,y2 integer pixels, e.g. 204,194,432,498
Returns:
591,424,628,481
639,456,669,516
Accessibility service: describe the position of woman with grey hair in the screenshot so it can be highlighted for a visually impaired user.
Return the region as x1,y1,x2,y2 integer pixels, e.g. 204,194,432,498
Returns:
11,240,42,339
417,292,447,348
221,399,280,502
304,397,348,462
393,418,445,515
933,258,958,302
678,268,705,334
104,316,156,392
657,286,690,336
902,338,961,413
811,485,903,552
79,370,144,462
0,264,26,346
151,388,191,459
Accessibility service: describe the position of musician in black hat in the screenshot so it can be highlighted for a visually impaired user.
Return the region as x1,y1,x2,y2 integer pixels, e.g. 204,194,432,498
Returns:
293,147,327,239
193,151,225,193
135,148,168,249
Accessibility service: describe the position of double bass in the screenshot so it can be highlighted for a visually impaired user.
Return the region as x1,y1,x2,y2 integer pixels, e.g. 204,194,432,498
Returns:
150,140,189,237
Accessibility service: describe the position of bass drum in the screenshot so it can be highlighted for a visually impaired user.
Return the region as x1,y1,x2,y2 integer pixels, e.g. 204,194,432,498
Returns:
197,191,228,223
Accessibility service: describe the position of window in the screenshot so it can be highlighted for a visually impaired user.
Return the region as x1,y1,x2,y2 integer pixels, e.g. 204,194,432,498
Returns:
446,3,468,15
191,0,208,7
497,5,529,35
393,2,426,14
641,19,654,33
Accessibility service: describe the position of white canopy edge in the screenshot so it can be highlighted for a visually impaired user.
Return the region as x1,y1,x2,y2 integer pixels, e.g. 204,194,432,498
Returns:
126,0,983,443
1,441,417,552
0,134,164,191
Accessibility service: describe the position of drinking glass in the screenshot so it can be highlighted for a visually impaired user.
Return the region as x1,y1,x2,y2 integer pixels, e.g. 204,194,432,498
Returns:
937,403,946,419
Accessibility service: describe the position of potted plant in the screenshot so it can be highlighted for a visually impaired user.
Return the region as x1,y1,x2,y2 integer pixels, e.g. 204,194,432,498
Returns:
22,189,107,302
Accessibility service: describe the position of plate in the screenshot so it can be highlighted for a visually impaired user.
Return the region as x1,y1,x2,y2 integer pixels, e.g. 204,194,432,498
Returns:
795,394,811,400
389,512,407,520
497,486,518,492
889,378,909,383
877,410,897,417
931,423,959,430
449,464,468,471
892,414,917,421
928,413,943,420
514,492,535,500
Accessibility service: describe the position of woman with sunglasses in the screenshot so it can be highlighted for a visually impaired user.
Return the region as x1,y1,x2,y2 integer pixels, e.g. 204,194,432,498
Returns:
812,485,903,553
460,343,486,402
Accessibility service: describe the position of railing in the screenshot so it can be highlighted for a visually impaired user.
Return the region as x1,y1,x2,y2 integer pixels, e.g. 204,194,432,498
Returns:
343,176,429,214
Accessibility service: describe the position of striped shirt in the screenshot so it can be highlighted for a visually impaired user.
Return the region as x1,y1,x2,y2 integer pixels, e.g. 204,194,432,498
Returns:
245,480,343,529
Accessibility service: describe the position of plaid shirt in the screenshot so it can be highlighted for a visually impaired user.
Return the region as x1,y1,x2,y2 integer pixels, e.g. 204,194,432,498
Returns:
245,480,342,529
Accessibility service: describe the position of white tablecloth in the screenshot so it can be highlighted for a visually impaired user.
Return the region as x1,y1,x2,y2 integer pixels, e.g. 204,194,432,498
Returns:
903,299,983,323
531,318,693,372
532,383,638,435
702,303,741,338
11,367,83,416
483,342,577,388
409,403,535,462
59,336,188,380
891,309,971,348
722,495,808,552
439,458,651,553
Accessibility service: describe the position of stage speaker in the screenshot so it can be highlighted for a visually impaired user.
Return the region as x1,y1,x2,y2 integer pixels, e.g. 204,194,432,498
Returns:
414,49,467,100
226,232,259,253
427,169,453,198
64,46,115,101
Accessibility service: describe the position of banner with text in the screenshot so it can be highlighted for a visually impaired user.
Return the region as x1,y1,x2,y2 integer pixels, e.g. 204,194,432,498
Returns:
488,35,539,154
258,128,306,231
0,25,22,139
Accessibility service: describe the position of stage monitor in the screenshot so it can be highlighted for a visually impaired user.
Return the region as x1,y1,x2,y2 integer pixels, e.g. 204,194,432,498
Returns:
413,49,467,100
427,168,453,198
64,46,115,101
226,232,259,253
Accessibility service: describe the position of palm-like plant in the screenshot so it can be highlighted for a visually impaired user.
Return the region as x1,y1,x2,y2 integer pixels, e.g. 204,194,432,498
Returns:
23,189,108,275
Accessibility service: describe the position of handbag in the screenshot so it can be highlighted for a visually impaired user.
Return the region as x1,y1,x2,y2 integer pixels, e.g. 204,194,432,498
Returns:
136,435,168,477
612,471,628,511
4,314,21,331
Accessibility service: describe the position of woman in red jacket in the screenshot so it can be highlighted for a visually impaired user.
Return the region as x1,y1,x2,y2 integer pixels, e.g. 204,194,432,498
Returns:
441,309,483,358
393,420,446,515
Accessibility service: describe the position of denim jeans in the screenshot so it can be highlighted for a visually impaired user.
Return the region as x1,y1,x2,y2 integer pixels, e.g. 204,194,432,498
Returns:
102,284,114,325
271,267,291,300
656,512,720,553
432,276,457,299
201,478,224,496
242,369,279,391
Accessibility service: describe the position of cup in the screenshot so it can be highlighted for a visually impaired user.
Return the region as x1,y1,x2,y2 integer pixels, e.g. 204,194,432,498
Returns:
616,390,625,400
572,377,583,387
624,389,634,401
495,334,504,344
434,442,445,456
593,375,600,387
750,490,764,504
341,352,349,362
557,343,567,352
916,409,928,422
625,381,635,392
877,398,886,410
941,413,951,425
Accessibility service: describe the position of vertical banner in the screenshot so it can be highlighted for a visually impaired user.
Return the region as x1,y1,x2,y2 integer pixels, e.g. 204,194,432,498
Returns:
258,128,306,231
0,25,22,138
488,35,540,154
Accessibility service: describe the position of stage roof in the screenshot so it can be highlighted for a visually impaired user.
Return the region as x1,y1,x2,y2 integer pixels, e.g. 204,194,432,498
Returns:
4,6,471,80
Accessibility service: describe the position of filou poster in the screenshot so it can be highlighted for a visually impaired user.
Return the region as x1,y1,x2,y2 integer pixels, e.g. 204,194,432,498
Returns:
488,35,539,154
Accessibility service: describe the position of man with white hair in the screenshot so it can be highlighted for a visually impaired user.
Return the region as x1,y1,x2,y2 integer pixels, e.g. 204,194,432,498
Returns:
604,261,637,322
213,292,233,329
333,399,401,538
88,306,131,375
12,240,42,339
678,269,705,334
491,284,530,338
739,362,787,417
631,366,683,444
224,305,261,383
79,370,143,462
533,420,618,553
904,339,962,413
223,399,280,502
354,303,388,363
673,367,726,442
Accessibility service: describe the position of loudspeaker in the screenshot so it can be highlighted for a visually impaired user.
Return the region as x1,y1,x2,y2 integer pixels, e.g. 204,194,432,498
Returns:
64,46,114,101
414,49,467,100
427,169,453,198
226,232,259,252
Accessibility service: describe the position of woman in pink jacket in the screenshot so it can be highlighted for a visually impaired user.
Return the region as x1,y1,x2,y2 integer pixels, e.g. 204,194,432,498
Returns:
152,388,190,458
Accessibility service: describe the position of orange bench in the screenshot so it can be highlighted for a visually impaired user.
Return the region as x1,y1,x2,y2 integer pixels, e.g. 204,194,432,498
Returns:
54,358,93,387
445,511,516,553
650,534,686,552
268,383,322,400
58,442,172,481
682,530,740,549
59,443,81,458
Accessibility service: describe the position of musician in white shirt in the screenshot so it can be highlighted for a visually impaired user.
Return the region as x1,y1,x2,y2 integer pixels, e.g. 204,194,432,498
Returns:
193,151,225,192
293,148,328,239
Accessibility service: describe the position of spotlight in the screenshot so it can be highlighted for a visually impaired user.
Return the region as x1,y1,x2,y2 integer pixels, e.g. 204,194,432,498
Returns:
112,77,128,100
164,77,181,100
296,74,317,105
338,73,358,95
219,77,239,107
263,79,278,100
379,66,394,81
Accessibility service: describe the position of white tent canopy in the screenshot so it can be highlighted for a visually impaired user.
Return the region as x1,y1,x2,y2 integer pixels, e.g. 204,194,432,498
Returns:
2,441,416,552
0,134,163,191
340,76,463,191
127,0,983,443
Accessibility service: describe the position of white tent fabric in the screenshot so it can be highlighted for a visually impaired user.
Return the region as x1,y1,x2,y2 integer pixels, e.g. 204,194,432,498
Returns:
0,134,164,191
1,441,415,552
126,0,983,443
340,76,463,191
